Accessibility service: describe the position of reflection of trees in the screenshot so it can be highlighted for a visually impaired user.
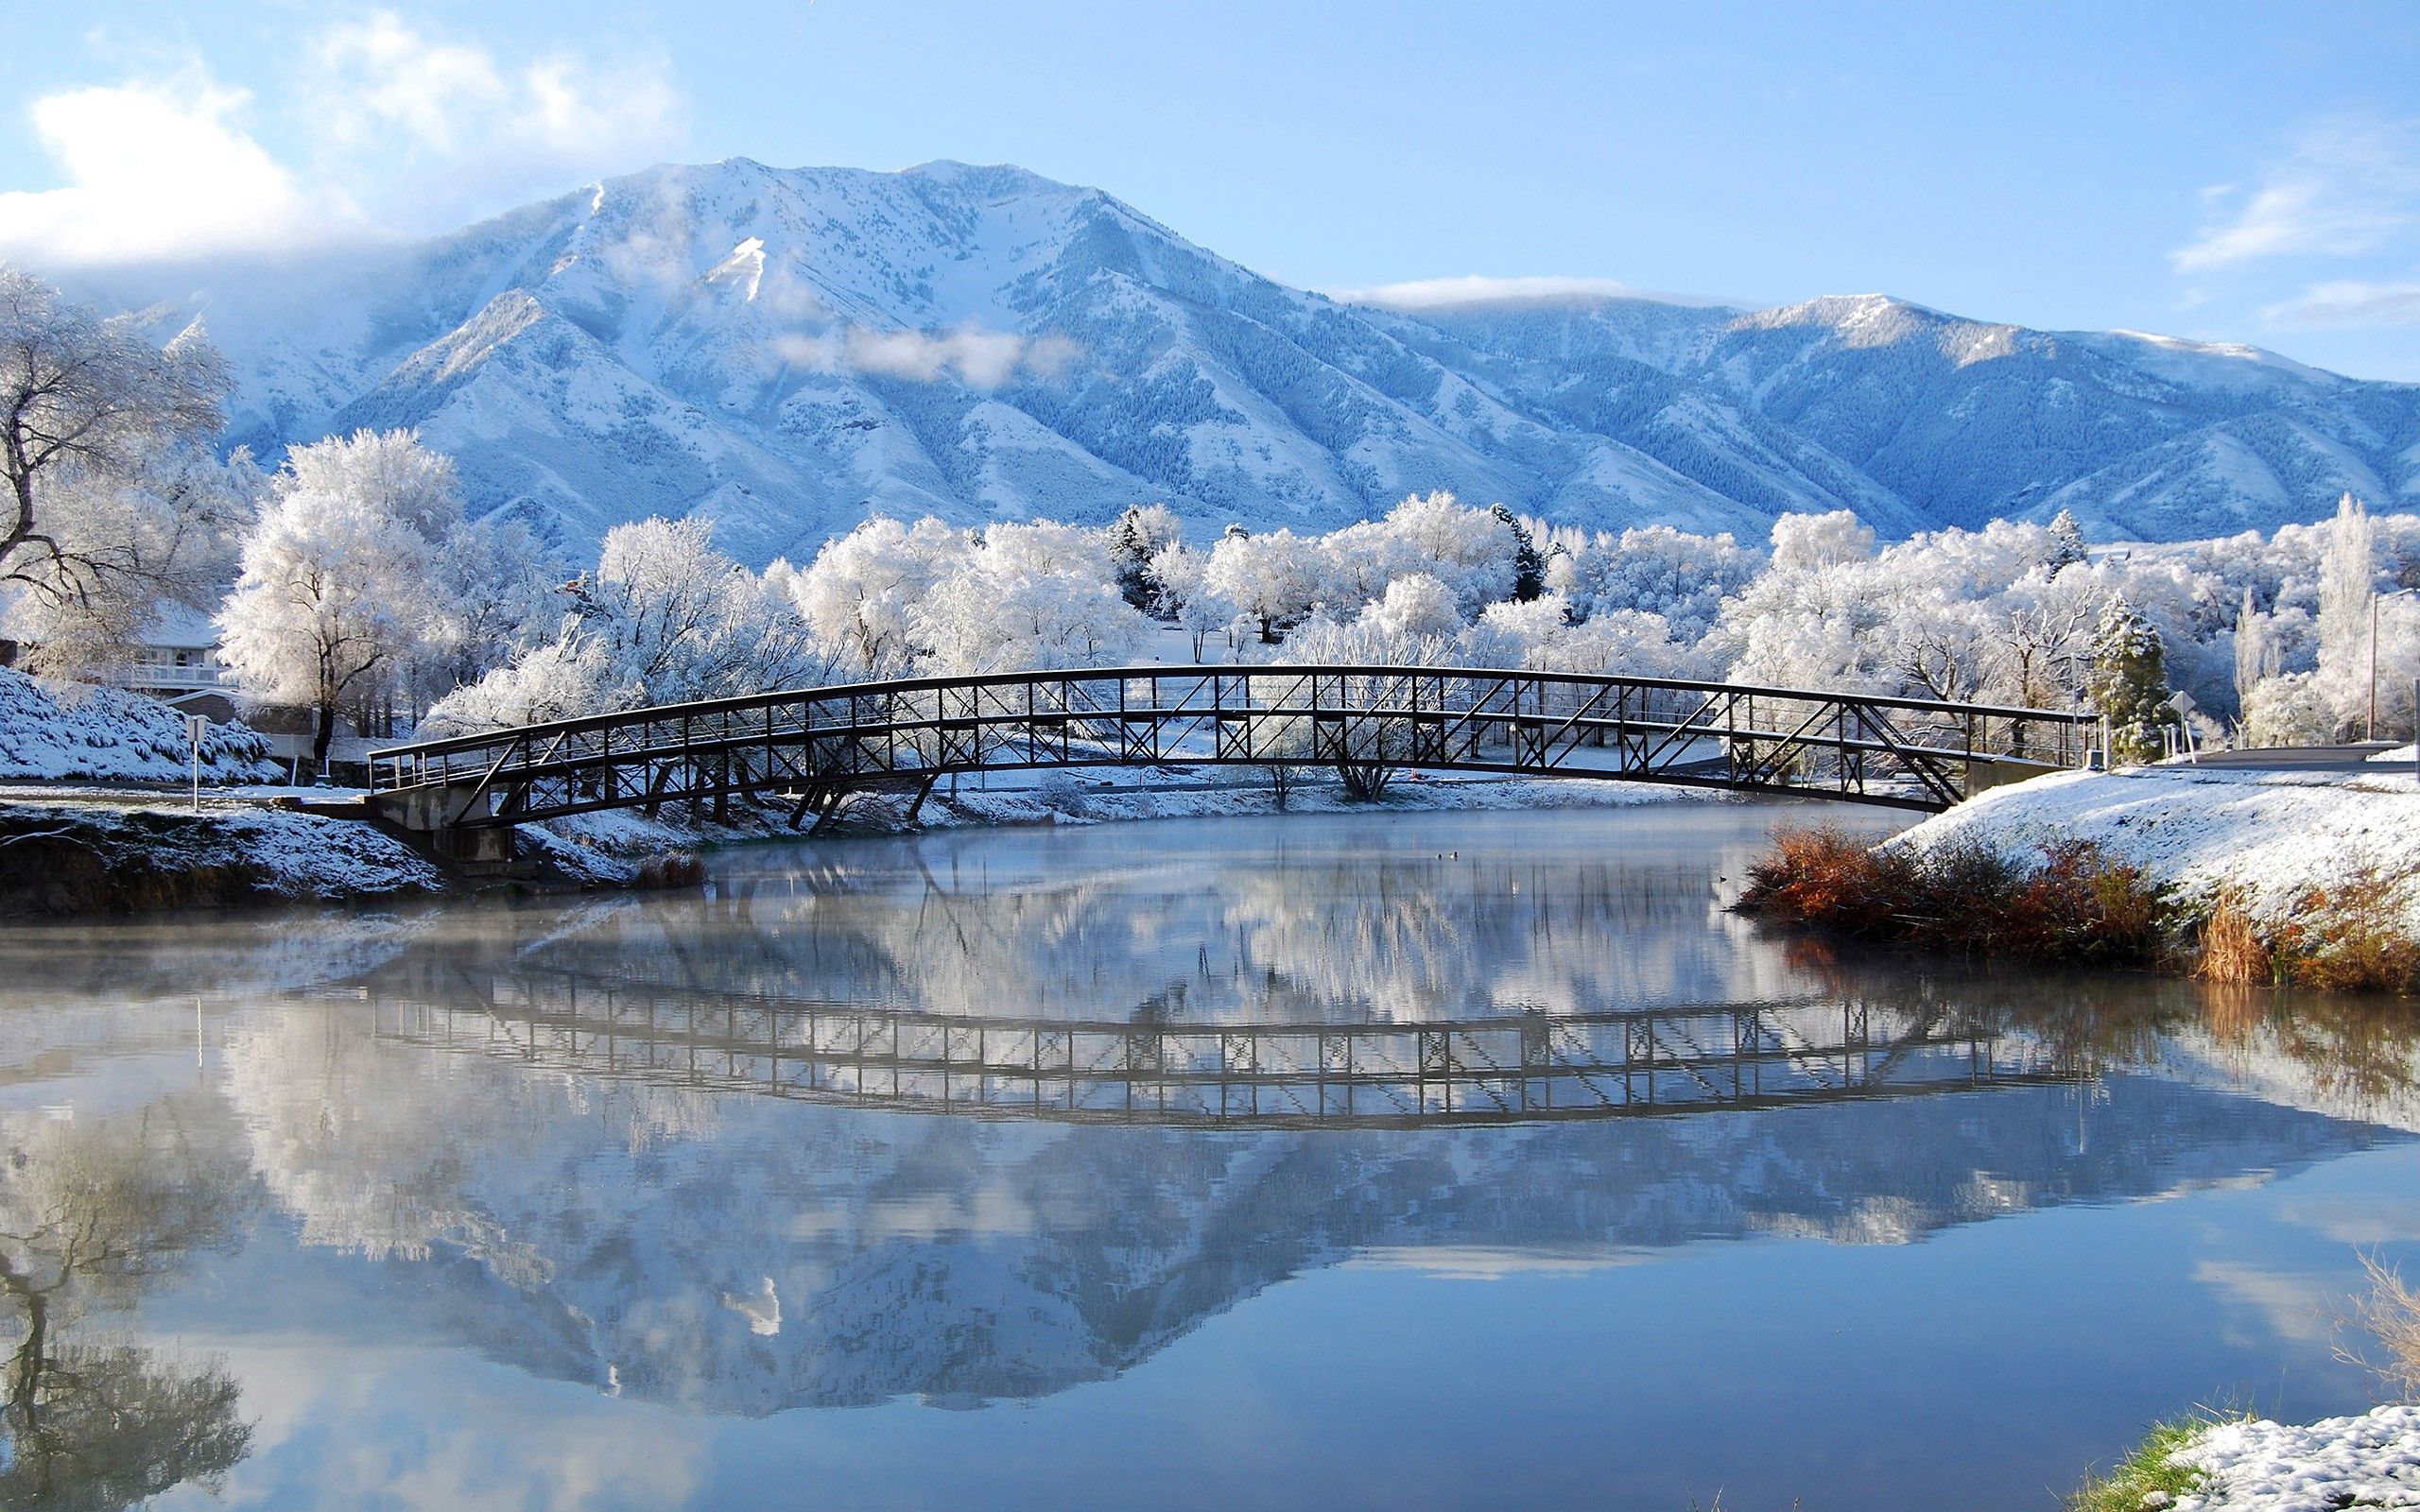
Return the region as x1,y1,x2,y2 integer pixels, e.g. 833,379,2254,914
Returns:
1789,952,2420,1131
0,1340,248,1512
0,1105,256,1510
456,816,1803,1027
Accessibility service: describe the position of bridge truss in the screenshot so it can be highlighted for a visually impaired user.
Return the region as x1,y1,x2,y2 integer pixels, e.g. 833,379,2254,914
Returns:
368,665,2096,839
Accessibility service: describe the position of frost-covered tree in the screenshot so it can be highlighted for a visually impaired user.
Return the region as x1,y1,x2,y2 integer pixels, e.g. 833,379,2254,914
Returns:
1206,527,1322,642
1993,565,2100,709
575,516,835,703
1148,541,1231,660
777,517,971,677
2314,492,2377,736
2085,596,2176,765
1769,509,1876,575
5,444,262,678
216,430,466,761
1380,491,1519,614
1357,573,1462,643
420,515,562,700
1270,610,1453,799
428,515,839,734
910,522,1151,675
0,268,241,673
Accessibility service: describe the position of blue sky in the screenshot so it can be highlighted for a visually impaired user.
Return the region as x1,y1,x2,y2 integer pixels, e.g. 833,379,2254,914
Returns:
2,1,2416,377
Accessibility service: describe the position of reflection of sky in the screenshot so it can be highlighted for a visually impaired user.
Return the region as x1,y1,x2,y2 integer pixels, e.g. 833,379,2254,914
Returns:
9,805,2419,1510
142,1144,2420,1512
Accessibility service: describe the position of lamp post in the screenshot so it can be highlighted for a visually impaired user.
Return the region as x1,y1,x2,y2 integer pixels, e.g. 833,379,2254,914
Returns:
2371,587,2419,742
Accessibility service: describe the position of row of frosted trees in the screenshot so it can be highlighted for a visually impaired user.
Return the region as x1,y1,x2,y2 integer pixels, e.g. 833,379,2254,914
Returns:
5,266,2416,770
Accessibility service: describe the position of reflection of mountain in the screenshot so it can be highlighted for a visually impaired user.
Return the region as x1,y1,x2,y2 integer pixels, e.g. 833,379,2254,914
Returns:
201,993,2395,1415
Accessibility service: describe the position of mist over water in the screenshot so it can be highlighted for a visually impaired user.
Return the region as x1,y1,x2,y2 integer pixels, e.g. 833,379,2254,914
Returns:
3,804,2416,1510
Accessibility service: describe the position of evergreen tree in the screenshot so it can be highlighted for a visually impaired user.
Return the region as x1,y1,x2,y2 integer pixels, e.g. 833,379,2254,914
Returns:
1106,509,1154,612
1105,503,1183,615
2047,508,2087,572
2084,594,2175,764
1491,503,1547,602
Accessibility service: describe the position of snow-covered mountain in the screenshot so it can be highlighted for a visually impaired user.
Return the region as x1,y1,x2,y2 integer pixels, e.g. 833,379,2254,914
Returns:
68,159,2420,562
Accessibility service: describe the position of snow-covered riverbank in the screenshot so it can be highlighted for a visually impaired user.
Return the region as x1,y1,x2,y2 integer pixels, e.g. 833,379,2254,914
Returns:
0,796,442,915
0,667,280,782
2162,1404,2420,1510
0,764,1724,918
1893,765,2420,931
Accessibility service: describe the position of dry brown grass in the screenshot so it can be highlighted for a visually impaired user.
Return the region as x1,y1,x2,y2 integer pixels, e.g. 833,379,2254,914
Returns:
2290,868,2420,995
2197,889,2275,986
634,852,706,889
1737,828,2168,966
2191,867,2420,996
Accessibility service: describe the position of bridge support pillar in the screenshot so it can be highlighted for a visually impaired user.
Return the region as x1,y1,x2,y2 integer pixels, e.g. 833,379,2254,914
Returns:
367,781,517,868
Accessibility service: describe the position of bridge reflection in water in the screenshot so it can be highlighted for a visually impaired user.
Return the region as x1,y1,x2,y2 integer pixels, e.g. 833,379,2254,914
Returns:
372,975,2067,1128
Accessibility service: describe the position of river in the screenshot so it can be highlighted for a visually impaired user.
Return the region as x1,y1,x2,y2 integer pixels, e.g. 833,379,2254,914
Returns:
2,801,2414,1509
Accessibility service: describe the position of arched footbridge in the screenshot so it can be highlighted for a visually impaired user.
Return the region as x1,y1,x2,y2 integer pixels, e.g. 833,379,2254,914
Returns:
367,664,2097,858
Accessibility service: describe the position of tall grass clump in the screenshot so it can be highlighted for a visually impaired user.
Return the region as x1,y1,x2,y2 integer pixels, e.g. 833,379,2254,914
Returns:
1737,828,2167,966
2066,1415,2238,1512
2195,889,2275,987
2195,868,2420,996
2337,1250,2420,1403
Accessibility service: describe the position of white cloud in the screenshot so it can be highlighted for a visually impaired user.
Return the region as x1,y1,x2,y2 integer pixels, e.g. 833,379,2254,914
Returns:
2264,275,2420,327
0,14,685,268
2174,119,2420,273
303,14,682,191
1332,274,1648,310
772,325,1080,387
0,74,338,265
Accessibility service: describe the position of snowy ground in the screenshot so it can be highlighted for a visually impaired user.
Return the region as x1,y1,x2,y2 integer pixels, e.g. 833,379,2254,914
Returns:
1893,764,2420,928
907,765,1722,829
2168,1404,2420,1510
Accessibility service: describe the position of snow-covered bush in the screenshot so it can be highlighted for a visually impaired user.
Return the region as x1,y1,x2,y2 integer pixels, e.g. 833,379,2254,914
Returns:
2241,671,2338,747
0,667,276,782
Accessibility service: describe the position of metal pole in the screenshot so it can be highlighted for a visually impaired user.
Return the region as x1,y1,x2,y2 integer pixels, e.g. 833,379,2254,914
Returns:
2371,591,2381,742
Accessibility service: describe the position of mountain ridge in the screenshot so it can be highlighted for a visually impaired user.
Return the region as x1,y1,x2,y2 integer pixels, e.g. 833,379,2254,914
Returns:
53,157,2420,563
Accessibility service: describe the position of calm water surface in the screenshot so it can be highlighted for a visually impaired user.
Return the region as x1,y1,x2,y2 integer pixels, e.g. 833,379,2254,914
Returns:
3,802,2417,1510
